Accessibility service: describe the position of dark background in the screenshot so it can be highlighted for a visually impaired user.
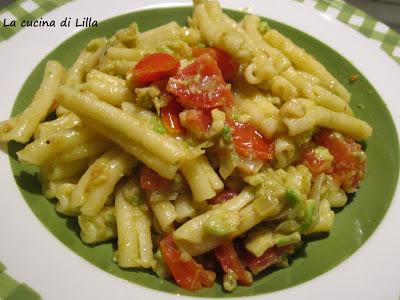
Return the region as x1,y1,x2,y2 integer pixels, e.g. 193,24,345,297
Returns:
0,0,399,32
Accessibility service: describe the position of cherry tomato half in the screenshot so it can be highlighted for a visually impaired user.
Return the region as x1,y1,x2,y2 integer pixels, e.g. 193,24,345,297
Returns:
132,53,180,86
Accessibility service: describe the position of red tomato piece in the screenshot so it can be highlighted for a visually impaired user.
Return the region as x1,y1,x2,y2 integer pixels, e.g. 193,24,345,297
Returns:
231,122,274,161
166,54,233,109
132,53,180,86
214,241,253,286
183,109,212,132
299,146,333,176
314,129,366,192
161,99,186,135
207,190,238,205
160,234,215,290
241,245,294,275
192,47,239,81
139,165,171,191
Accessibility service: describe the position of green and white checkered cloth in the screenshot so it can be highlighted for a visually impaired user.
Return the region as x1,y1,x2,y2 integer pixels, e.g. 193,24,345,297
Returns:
0,0,399,64
0,0,398,298
0,261,40,300
311,0,400,64
0,0,72,40
294,0,400,64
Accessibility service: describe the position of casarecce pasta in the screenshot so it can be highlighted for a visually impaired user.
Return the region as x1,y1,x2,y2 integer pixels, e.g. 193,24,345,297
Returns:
0,0,372,292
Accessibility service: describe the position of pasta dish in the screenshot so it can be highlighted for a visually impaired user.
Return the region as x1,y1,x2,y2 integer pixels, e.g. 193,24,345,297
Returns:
0,0,372,292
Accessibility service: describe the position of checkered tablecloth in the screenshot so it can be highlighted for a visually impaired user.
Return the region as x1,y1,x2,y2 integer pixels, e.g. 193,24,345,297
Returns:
302,0,400,64
0,0,399,64
0,0,399,299
0,262,39,300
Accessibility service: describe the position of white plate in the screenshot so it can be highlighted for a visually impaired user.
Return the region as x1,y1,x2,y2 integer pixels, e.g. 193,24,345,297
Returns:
0,1,399,299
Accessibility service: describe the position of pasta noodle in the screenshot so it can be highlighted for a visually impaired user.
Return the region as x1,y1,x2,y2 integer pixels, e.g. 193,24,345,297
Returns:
173,187,255,256
83,117,178,179
56,86,187,164
83,70,135,106
241,15,291,74
34,113,81,140
105,47,143,61
281,67,352,115
51,137,113,162
0,61,65,143
180,155,224,202
115,178,155,268
41,175,79,199
17,126,97,165
279,98,372,140
54,182,77,216
71,146,138,216
78,206,117,244
274,135,296,169
65,38,107,86
41,158,89,181
173,192,197,223
264,29,351,102
148,191,177,233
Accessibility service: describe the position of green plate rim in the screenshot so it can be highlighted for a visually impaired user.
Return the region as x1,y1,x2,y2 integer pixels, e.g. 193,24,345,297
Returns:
7,6,400,298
